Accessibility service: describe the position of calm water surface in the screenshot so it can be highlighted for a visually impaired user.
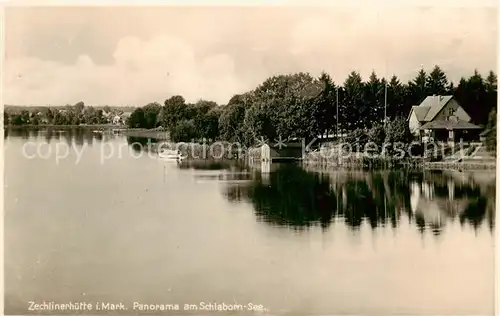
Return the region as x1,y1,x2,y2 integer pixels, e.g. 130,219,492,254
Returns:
4,129,496,315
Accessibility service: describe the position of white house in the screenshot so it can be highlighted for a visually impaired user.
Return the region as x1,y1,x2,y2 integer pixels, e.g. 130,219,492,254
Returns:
112,115,121,125
407,95,482,143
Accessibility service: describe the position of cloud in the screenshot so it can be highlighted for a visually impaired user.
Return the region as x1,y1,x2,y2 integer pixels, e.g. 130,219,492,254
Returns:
4,7,497,106
4,35,248,106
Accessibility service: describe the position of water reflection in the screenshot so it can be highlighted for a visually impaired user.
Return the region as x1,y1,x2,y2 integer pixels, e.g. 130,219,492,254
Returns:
5,127,119,147
4,128,496,236
178,159,247,171
126,136,161,153
222,164,495,234
5,130,494,315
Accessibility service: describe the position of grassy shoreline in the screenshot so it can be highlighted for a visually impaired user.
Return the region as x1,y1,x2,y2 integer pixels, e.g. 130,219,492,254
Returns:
423,161,496,170
302,156,495,170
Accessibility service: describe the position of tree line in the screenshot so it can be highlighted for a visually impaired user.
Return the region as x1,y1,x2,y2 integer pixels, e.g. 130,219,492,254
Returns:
4,65,497,149
127,65,496,147
4,102,130,126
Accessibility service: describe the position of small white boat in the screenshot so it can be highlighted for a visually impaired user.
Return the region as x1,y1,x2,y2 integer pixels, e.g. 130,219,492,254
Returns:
158,149,185,161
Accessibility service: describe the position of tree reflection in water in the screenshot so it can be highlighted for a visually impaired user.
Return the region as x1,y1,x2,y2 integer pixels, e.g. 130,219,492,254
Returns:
126,136,159,153
5,127,116,147
247,165,336,229
222,164,495,234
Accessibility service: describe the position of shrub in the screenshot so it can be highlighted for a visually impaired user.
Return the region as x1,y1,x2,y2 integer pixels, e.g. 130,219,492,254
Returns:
385,117,413,144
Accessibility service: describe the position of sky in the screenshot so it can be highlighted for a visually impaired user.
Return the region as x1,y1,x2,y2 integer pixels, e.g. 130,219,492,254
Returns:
3,5,498,106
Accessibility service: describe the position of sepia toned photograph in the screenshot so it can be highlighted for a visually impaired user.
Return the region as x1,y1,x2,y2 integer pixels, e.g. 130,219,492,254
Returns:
3,3,497,315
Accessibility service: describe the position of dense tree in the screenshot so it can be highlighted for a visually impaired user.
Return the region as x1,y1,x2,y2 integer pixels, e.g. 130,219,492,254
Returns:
446,81,455,95
203,107,222,140
11,110,30,125
367,123,386,144
53,111,69,125
454,70,491,125
386,75,406,119
45,108,55,124
247,73,324,141
161,95,189,129
169,119,197,142
486,71,497,91
341,71,365,130
311,72,337,137
143,102,162,129
95,109,104,124
191,100,217,116
74,101,85,114
190,100,219,139
485,71,497,123
485,107,496,152
426,65,449,96
344,127,369,149
66,108,80,125
29,112,40,125
82,106,105,125
127,108,146,128
364,71,385,125
407,68,428,106
385,117,413,144
219,101,247,143
242,102,272,146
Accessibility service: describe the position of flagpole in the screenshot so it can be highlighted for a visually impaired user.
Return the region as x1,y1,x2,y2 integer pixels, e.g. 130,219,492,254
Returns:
336,87,339,137
384,32,388,129
384,83,387,129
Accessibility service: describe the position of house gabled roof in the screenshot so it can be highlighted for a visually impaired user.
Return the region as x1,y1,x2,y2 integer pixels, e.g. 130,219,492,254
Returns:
409,105,431,121
418,95,454,122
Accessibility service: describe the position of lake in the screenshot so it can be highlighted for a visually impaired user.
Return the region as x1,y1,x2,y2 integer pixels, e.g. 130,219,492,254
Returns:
4,128,496,315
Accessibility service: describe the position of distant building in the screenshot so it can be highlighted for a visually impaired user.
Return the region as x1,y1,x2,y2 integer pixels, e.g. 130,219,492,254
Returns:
118,112,132,125
102,111,112,123
407,95,482,143
38,111,48,124
112,115,121,125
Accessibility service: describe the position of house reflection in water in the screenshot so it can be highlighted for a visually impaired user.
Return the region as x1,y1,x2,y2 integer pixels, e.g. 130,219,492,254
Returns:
410,170,494,233
261,162,270,186
410,181,466,231
219,165,495,235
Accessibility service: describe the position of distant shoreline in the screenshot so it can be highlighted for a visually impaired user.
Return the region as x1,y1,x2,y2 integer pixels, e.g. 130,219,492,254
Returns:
5,124,125,129
4,125,169,140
